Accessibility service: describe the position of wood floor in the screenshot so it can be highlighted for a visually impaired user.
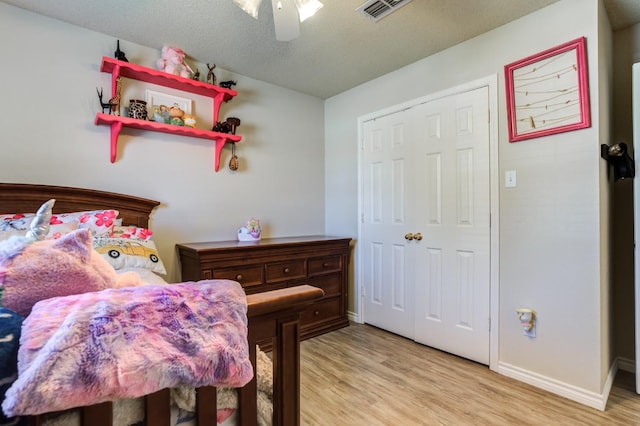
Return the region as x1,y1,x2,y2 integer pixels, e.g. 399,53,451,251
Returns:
299,323,640,425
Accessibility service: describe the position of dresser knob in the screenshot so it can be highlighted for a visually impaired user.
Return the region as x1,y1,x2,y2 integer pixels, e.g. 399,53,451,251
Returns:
323,263,329,268
283,268,290,273
235,274,243,281
314,310,320,316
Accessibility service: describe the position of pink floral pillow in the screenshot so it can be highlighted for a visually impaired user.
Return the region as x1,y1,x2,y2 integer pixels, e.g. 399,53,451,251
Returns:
50,210,119,237
110,225,153,241
0,214,34,233
0,214,78,240
46,222,79,240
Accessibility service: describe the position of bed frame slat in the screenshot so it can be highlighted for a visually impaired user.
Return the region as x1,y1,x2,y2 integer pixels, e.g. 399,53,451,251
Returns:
146,389,171,426
196,386,218,425
82,402,112,426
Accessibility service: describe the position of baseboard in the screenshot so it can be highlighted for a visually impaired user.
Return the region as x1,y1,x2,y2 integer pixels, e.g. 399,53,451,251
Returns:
617,356,635,373
498,360,617,411
348,310,361,323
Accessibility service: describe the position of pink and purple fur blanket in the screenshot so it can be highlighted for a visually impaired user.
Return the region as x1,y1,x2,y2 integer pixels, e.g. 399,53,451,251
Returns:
2,279,253,417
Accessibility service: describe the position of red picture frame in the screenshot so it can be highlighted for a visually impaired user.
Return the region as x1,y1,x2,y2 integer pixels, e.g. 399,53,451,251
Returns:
504,37,591,143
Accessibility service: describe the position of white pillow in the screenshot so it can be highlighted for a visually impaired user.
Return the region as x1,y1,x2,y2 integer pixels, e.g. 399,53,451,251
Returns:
93,237,167,275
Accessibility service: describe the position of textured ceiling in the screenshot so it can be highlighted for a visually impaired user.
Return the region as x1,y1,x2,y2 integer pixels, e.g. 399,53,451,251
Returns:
2,0,639,99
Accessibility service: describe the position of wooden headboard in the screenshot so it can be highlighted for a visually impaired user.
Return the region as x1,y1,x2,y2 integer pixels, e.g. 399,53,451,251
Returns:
0,183,160,228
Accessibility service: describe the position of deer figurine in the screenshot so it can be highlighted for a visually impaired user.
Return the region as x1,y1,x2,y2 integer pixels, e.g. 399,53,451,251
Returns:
96,87,112,114
206,63,217,85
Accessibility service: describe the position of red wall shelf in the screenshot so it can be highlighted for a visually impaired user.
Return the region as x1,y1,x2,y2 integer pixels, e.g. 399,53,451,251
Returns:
95,113,241,171
94,57,242,171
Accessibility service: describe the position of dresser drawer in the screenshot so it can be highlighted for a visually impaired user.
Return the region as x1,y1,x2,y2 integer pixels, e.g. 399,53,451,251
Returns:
306,274,341,298
300,297,342,326
213,266,264,288
265,260,305,283
308,255,342,276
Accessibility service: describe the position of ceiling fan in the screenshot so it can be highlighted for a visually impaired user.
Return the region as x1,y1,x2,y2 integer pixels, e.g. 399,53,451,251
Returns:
232,0,323,41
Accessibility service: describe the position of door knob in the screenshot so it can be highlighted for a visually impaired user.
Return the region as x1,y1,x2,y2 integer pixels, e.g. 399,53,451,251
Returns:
404,233,414,240
414,232,423,241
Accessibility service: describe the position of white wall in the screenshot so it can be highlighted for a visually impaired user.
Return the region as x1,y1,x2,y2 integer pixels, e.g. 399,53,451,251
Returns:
325,0,609,400
0,3,327,283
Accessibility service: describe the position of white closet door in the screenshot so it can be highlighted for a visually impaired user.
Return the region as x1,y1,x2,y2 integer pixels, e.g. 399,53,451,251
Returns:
412,86,491,364
360,85,491,365
361,109,416,339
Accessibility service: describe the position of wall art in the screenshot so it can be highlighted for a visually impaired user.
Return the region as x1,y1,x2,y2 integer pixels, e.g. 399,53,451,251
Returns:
504,37,591,142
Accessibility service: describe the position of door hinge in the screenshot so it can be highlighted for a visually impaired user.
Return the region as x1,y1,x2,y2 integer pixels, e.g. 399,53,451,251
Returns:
361,213,365,223
488,317,491,332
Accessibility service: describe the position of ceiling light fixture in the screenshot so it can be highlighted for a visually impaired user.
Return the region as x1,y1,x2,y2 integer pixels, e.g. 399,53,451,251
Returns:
233,0,323,41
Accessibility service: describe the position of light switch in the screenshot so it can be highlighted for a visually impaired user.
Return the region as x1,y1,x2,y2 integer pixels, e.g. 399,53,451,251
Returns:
505,170,517,188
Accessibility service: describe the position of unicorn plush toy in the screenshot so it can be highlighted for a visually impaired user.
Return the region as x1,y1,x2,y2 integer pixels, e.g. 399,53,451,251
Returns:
0,200,142,317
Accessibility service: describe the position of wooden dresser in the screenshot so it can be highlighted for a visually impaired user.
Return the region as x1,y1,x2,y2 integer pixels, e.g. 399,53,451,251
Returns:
176,236,351,341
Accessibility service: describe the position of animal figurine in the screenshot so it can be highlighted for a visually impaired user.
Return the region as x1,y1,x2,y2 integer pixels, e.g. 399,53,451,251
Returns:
168,104,185,126
156,46,193,78
192,68,200,81
212,117,241,134
153,105,170,123
183,115,196,128
108,76,123,116
96,87,113,114
114,40,128,62
219,80,237,89
212,121,231,133
206,63,217,85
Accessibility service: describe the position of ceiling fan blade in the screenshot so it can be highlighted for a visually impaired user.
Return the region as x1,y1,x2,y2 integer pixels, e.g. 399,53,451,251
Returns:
233,0,263,19
272,0,300,41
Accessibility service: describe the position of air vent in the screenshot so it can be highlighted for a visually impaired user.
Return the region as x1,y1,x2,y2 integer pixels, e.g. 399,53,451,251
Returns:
356,0,413,22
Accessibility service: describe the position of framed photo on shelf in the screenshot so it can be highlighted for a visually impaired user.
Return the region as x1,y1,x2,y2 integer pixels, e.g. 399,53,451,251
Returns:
145,90,193,114
504,37,591,143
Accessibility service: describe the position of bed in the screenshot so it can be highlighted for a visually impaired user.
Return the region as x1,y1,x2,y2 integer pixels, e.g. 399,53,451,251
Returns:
0,182,323,426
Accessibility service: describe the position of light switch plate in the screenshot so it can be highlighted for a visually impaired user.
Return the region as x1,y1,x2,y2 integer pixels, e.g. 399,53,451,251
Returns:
505,170,517,188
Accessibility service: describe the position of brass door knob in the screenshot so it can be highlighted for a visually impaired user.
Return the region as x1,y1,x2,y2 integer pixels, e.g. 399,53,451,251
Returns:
414,233,423,241
405,233,414,240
